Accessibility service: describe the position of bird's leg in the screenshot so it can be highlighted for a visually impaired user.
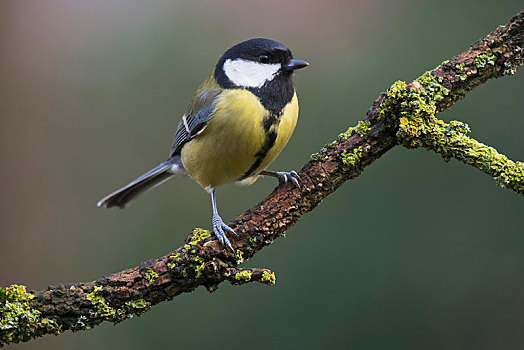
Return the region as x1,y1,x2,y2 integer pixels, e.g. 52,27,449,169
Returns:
260,170,301,188
210,187,236,251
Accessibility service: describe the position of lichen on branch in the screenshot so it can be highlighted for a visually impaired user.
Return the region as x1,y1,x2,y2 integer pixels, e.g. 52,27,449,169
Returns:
1,10,523,348
375,69,524,195
0,285,61,345
398,111,524,194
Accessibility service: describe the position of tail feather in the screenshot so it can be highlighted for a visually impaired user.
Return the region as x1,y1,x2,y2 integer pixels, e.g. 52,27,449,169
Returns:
97,157,183,208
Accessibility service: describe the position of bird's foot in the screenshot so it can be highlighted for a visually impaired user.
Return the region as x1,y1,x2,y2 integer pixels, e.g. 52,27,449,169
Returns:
264,170,301,188
212,213,236,251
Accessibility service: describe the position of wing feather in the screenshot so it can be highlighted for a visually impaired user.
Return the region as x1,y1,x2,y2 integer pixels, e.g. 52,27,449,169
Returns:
170,88,221,156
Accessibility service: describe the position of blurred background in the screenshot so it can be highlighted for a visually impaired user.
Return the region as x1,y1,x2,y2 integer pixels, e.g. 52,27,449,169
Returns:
1,0,523,349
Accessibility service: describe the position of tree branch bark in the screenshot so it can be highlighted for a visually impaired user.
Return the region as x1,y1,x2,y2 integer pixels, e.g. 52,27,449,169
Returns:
1,10,523,347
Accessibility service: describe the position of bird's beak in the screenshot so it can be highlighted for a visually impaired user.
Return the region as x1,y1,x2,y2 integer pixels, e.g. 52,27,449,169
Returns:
284,59,309,71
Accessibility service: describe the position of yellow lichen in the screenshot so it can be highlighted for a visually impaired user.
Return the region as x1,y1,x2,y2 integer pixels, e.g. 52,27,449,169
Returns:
144,270,159,285
341,147,362,172
234,270,252,282
261,271,276,285
236,250,244,265
0,285,61,345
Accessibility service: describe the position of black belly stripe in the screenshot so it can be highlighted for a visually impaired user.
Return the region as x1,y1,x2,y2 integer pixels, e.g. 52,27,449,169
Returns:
240,113,280,180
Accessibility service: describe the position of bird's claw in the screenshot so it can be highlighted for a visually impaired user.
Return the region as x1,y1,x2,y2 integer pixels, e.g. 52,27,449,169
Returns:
212,214,236,251
275,171,301,189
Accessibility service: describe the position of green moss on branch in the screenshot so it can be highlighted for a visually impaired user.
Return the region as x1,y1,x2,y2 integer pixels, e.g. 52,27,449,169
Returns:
341,147,363,172
375,68,524,195
399,115,524,194
234,270,252,282
0,285,61,345
338,120,372,140
227,268,276,286
1,10,523,347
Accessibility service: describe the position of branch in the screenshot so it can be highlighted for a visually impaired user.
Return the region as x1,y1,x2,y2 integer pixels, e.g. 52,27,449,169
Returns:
1,10,523,347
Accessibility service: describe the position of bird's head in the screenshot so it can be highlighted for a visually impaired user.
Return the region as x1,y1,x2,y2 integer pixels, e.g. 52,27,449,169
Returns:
215,38,308,89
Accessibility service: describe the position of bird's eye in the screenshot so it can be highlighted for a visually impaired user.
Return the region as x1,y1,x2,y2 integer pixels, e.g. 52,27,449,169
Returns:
258,55,269,63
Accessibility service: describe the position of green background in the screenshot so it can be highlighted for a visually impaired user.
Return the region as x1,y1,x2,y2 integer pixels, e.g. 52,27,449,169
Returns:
1,1,523,349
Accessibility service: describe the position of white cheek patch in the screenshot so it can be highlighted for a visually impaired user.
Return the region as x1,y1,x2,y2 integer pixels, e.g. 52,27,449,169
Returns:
223,58,281,88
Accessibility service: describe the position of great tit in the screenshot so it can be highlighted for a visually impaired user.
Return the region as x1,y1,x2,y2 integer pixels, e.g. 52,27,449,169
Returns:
97,38,308,250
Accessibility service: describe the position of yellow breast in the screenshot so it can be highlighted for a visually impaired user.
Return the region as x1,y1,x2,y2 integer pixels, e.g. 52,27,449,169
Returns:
180,89,298,189
254,93,299,177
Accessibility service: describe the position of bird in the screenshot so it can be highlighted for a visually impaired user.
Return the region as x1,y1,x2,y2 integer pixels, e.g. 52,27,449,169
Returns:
97,38,309,250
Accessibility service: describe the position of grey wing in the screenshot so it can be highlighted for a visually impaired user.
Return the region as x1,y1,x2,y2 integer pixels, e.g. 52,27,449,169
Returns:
170,90,221,156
